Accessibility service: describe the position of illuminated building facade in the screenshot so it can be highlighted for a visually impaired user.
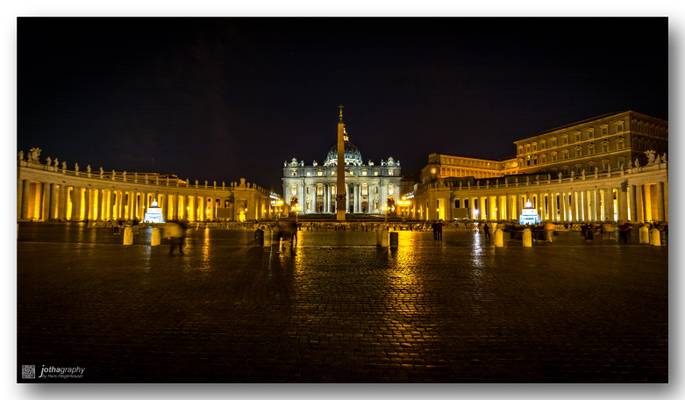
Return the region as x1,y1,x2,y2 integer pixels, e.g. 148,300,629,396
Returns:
282,118,402,215
412,111,668,223
17,148,274,222
421,154,519,183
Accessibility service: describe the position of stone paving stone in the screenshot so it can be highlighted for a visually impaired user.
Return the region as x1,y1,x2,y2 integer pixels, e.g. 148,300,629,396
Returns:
17,224,667,382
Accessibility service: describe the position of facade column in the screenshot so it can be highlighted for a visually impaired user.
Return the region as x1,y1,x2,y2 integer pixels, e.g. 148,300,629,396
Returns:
617,187,628,222
21,180,31,220
606,187,615,222
662,181,668,223
655,182,665,222
17,179,24,219
134,192,140,220
98,189,105,221
635,185,644,223
570,192,576,222
628,185,638,223
40,182,50,221
72,187,82,221
114,191,120,220
49,183,58,220
510,194,517,221
85,187,92,221
645,184,654,222
323,185,328,213
121,191,127,220
58,185,67,220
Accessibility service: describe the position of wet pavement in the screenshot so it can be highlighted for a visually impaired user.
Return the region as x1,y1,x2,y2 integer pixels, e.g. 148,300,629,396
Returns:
17,223,668,382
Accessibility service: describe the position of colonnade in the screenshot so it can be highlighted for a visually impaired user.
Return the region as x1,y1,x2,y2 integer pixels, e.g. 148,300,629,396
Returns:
16,181,238,222
17,156,273,222
415,163,668,224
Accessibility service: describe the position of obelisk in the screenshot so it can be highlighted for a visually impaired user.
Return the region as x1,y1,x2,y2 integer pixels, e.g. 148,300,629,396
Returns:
336,105,346,221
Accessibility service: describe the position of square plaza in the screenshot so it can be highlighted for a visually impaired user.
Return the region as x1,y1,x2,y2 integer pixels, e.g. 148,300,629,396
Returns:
18,225,667,382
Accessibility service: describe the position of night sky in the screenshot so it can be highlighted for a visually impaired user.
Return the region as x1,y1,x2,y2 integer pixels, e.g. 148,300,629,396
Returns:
18,17,668,192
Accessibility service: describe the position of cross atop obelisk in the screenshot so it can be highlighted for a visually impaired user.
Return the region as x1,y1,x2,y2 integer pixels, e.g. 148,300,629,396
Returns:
336,105,346,221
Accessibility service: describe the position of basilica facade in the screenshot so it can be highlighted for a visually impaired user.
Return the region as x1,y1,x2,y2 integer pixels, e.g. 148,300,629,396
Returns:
282,124,402,215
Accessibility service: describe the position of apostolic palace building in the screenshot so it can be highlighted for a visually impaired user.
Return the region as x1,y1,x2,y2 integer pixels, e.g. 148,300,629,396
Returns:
282,111,402,215
410,110,668,224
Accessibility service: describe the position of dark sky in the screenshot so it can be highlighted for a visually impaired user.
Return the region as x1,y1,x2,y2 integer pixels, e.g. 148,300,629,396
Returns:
18,17,668,192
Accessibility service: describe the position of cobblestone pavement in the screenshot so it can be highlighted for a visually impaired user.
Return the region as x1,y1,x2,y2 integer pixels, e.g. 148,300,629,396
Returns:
17,224,668,382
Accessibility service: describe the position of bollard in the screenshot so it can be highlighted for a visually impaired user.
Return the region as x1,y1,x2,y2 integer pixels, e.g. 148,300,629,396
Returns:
522,228,532,247
123,226,133,245
150,227,161,246
494,228,504,247
650,228,662,247
389,231,399,249
639,225,650,244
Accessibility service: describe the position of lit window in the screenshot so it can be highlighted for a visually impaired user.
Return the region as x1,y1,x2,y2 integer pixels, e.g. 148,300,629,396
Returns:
575,146,582,157
602,141,609,152
575,132,581,142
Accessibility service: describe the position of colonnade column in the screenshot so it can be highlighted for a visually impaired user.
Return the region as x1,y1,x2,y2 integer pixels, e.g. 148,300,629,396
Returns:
655,182,665,222
73,187,82,221
628,185,636,222
49,183,58,220
606,187,615,222
58,186,68,220
617,187,628,222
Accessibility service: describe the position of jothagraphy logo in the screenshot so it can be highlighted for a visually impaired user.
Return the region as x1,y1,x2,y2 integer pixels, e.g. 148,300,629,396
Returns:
36,365,86,379
21,365,35,379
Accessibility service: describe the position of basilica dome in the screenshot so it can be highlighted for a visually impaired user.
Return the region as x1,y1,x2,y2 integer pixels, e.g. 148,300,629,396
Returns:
323,140,363,166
